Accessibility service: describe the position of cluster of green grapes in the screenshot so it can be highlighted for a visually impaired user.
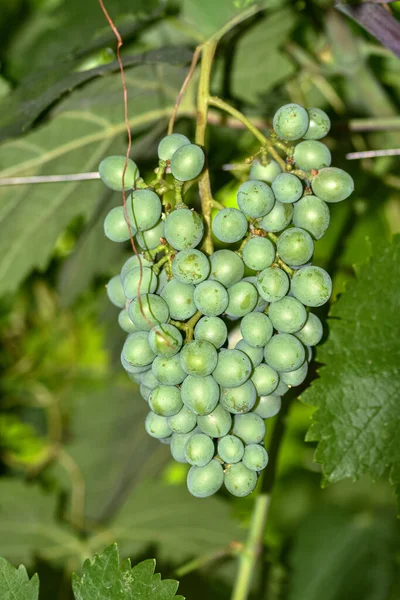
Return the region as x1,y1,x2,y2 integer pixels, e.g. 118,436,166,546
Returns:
100,103,354,499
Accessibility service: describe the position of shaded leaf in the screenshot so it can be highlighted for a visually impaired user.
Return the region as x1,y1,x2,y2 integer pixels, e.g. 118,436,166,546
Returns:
0,557,39,600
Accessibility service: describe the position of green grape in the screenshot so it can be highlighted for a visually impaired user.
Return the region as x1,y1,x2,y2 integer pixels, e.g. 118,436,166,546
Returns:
171,431,194,463
140,384,151,401
122,331,155,367
217,435,244,464
141,369,160,390
123,267,157,299
293,140,331,171
209,249,244,287
118,309,138,333
253,394,281,419
121,353,150,374
237,180,275,218
251,364,279,396
104,206,132,243
161,280,196,320
149,385,183,417
164,208,204,250
121,255,154,282
181,375,219,415
259,201,293,233
257,267,289,302
145,411,172,439
311,167,354,203
233,413,266,444
264,333,305,372
180,340,218,377
187,459,224,498
99,155,139,191
126,189,162,232
193,280,228,317
240,312,273,348
170,144,205,181
212,208,248,243
213,349,252,387
128,293,169,330
184,433,215,467
243,277,268,313
268,296,307,334
158,133,190,161
194,316,227,349
243,444,269,471
136,219,165,251
291,265,332,307
292,195,330,240
156,268,168,294
224,462,258,496
281,361,308,386
277,227,314,267
167,405,197,434
303,108,331,140
152,353,187,385
271,173,303,204
172,249,210,284
220,380,257,414
197,404,232,438
273,103,309,141
128,372,143,384
235,339,263,368
148,323,183,357
242,237,275,272
106,274,126,308
226,281,258,318
250,159,282,183
295,312,323,346
272,380,289,396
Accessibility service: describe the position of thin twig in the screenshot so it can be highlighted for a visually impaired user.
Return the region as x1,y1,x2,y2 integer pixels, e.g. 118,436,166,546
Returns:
346,148,400,159
0,173,100,186
168,45,202,135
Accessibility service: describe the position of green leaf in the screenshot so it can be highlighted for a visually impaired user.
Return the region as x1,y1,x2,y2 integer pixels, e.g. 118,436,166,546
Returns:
72,544,183,600
301,235,400,503
0,557,39,600
288,508,398,600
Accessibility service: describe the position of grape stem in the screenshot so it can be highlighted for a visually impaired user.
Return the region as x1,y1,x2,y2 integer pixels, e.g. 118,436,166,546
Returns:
169,310,202,342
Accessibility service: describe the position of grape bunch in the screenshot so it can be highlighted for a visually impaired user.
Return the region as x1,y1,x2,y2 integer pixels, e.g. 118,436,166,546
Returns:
100,103,354,499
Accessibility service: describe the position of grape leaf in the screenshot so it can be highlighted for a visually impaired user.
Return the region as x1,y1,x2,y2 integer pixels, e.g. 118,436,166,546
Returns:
0,557,39,600
72,544,183,600
301,235,400,504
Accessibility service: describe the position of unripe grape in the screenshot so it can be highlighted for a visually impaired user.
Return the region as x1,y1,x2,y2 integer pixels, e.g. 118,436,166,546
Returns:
268,296,307,334
259,201,293,233
120,255,153,282
140,384,151,401
181,375,219,416
272,173,303,204
180,340,218,377
257,267,289,302
273,103,309,141
171,431,194,463
121,353,150,375
164,208,204,250
184,433,215,466
291,265,332,307
311,167,354,203
128,293,169,330
235,339,264,368
242,237,275,271
212,208,248,243
293,140,331,171
99,156,139,191
209,250,244,287
237,180,275,218
136,219,165,251
243,276,269,313
197,404,232,438
264,333,305,373
232,413,266,444
295,312,323,346
226,281,258,318
281,361,308,386
253,394,281,419
152,353,187,385
106,274,126,308
272,380,289,397
224,462,258,497
292,195,330,240
220,380,257,414
194,316,228,349
170,144,205,181
277,227,314,267
149,385,183,417
161,280,196,320
141,369,160,390
118,308,138,333
167,405,197,434
123,266,158,299
187,459,224,498
194,280,229,317
218,435,244,464
148,323,183,357
122,331,155,367
240,312,273,348
303,108,331,140
145,411,172,439
251,364,279,396
243,444,269,471
172,249,210,284
126,189,162,231
104,206,132,243
250,159,282,183
158,133,190,161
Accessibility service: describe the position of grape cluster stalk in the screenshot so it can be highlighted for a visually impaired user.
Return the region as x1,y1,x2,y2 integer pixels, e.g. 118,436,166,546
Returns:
100,103,354,499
